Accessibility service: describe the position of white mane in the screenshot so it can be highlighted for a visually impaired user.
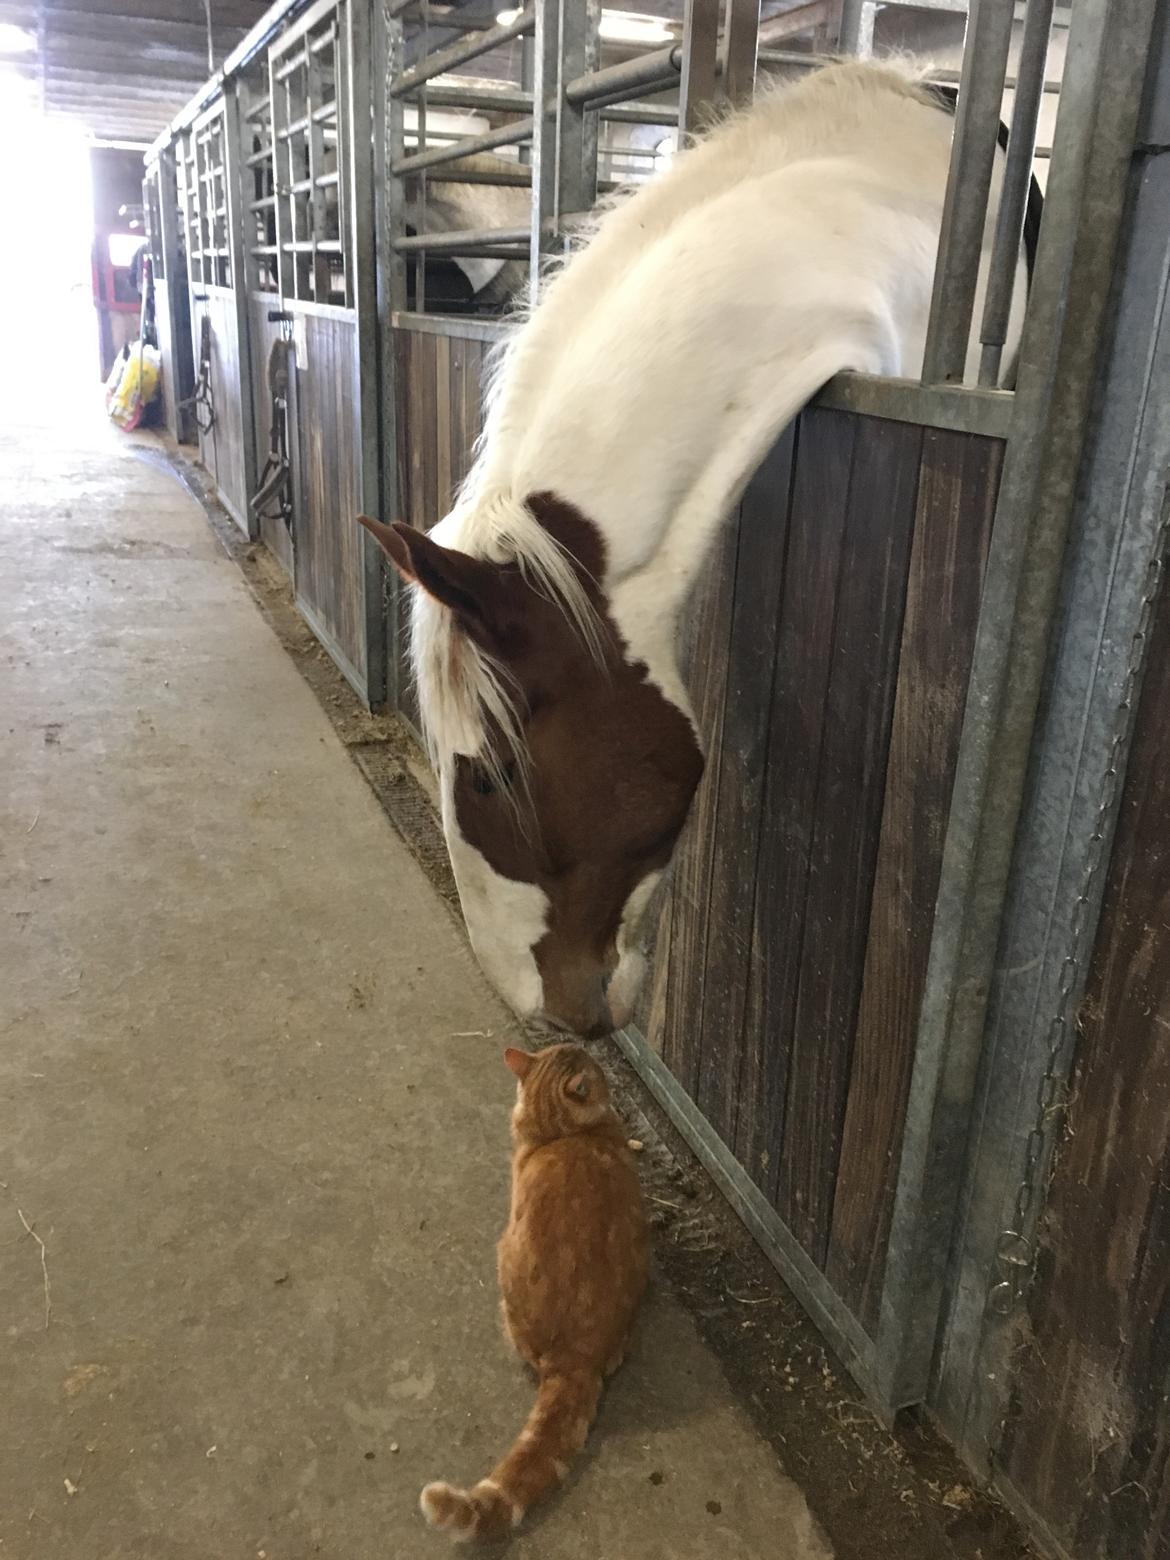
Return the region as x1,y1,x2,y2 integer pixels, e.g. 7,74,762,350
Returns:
410,61,961,768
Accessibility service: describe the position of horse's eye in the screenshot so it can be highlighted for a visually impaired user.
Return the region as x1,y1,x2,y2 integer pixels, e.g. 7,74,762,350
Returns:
469,759,516,797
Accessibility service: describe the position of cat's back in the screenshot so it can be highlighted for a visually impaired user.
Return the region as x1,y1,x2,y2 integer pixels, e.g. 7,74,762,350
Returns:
501,1130,647,1365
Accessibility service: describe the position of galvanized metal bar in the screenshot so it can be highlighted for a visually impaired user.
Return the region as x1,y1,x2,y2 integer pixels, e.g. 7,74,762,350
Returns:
274,42,311,83
564,43,682,107
391,116,536,174
384,1,409,315
578,76,680,112
374,0,403,709
421,166,534,186
720,0,760,109
389,7,535,96
978,0,1056,386
836,0,875,55
557,0,602,219
601,101,680,125
335,8,353,307
396,225,530,251
415,4,429,317
875,0,1163,1419
157,143,198,442
222,79,260,537
529,0,561,294
306,31,331,302
419,82,532,113
921,0,1015,384
269,45,295,301
347,0,387,708
815,372,1016,438
679,0,719,132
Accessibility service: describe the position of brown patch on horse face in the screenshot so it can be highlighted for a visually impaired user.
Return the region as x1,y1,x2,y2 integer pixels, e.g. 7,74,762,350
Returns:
448,493,703,1035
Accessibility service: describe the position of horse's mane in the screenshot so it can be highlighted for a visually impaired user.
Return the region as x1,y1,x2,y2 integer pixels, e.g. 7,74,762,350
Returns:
409,58,940,774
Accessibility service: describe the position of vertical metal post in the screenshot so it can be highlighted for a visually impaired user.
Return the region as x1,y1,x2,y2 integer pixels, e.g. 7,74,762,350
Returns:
348,0,388,710
678,0,720,134
836,0,875,56
223,81,260,537
529,0,561,295
335,20,353,305
977,0,1056,386
519,35,535,166
720,0,759,110
269,53,294,302
921,0,1015,384
416,2,429,314
384,3,409,314
875,0,1164,1421
374,0,403,709
157,143,198,444
557,0,601,217
306,32,331,302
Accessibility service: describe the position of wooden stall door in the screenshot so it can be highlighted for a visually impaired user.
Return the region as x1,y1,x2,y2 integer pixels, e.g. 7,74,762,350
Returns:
630,411,1004,1377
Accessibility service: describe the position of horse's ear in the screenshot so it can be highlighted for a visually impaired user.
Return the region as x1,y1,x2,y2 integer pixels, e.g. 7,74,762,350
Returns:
357,515,508,653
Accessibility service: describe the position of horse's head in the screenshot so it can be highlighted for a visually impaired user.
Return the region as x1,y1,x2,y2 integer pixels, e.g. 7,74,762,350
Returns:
359,496,703,1036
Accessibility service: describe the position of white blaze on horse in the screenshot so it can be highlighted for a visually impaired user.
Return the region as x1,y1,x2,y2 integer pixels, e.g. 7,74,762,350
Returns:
360,62,1028,1037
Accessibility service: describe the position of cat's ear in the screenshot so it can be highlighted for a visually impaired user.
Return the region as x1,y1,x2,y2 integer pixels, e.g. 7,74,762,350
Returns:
504,1047,535,1080
566,1072,589,1102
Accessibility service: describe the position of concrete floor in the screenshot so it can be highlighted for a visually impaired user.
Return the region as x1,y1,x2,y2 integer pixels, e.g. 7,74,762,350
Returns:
0,410,832,1559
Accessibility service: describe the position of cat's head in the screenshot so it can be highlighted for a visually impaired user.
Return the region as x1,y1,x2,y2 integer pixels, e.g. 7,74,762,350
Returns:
504,1043,612,1141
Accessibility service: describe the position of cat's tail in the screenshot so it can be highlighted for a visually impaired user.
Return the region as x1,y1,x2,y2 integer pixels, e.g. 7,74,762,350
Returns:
420,1366,602,1541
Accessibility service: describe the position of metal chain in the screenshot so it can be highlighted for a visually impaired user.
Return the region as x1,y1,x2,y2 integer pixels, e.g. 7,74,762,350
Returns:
986,484,1170,1320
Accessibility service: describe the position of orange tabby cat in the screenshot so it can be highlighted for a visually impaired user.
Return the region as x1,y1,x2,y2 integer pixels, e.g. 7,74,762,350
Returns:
421,1042,649,1541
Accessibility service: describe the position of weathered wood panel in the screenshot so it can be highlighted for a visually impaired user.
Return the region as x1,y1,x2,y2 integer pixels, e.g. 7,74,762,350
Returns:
658,515,740,1095
636,409,1004,1325
774,416,922,1259
690,430,797,1134
247,294,292,577
293,308,366,682
998,574,1170,1560
826,431,1003,1326
732,407,858,1202
391,326,491,726
393,327,488,532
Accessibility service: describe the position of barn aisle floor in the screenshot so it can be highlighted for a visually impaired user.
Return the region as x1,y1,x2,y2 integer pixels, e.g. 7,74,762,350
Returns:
0,408,831,1560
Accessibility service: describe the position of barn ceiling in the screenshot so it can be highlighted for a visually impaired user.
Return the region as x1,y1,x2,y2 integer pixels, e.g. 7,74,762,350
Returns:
0,0,272,145
0,0,827,147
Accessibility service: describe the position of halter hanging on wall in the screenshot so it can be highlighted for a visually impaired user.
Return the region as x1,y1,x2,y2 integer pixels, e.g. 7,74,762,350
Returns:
250,313,295,538
178,309,216,436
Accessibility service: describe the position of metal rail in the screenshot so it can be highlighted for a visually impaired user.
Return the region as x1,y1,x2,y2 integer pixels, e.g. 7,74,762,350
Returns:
977,0,1056,385
390,8,535,96
921,0,1016,383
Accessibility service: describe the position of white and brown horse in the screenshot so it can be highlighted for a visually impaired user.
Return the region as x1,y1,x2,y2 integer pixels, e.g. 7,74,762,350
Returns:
361,62,1028,1036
